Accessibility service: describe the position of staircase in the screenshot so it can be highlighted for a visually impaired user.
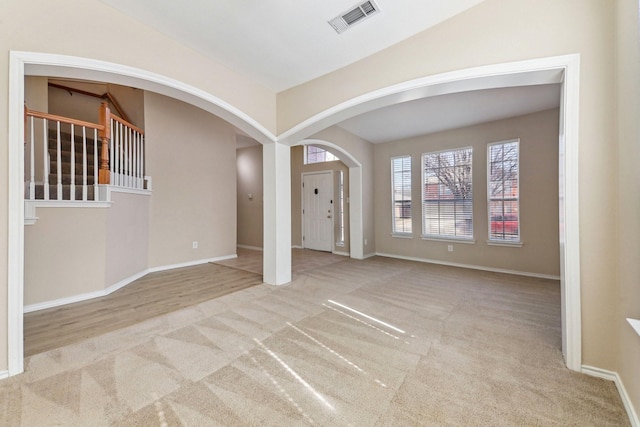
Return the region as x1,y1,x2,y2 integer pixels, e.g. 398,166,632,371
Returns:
25,102,147,206
28,128,98,201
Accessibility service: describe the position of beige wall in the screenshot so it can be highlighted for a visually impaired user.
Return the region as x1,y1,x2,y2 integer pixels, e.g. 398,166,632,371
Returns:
48,80,145,129
279,0,619,374
24,208,107,305
145,92,237,267
237,145,264,249
291,146,350,253
374,109,560,276
0,0,275,368
309,126,376,256
616,0,640,414
105,192,150,287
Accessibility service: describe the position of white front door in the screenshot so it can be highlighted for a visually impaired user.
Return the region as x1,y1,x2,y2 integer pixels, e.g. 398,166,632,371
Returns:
303,172,333,252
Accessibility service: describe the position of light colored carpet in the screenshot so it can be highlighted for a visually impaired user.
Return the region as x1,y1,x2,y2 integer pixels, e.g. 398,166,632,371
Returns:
2,256,629,426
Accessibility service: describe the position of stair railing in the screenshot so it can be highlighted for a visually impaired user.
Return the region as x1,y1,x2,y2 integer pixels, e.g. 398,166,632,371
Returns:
24,107,101,201
24,102,146,201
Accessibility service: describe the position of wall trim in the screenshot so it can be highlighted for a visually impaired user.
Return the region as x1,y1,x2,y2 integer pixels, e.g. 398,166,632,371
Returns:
332,250,350,257
0,370,8,380
23,255,236,313
237,245,264,251
375,252,561,280
148,255,236,273
582,365,639,427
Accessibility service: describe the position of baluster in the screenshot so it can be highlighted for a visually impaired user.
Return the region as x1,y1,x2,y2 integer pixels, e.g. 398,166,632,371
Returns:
128,127,132,187
117,122,123,186
82,126,87,201
70,123,75,201
110,119,114,186
93,128,98,201
141,135,145,189
56,121,62,200
133,132,140,188
29,116,35,200
132,130,137,188
43,119,49,200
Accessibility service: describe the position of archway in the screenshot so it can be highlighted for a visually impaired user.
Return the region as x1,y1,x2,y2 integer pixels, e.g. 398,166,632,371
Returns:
7,52,581,378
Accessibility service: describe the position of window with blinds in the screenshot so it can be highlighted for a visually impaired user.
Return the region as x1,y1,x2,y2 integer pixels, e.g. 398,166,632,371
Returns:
391,155,412,234
422,147,473,239
488,140,520,241
305,145,339,164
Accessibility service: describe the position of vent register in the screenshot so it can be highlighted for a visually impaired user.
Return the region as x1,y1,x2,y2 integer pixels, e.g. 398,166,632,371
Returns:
329,1,380,34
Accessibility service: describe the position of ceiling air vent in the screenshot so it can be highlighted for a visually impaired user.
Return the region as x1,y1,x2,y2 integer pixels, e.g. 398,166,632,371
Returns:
329,0,380,34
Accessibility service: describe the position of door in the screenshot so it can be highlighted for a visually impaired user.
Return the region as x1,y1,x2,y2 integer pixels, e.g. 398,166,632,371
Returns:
302,172,333,252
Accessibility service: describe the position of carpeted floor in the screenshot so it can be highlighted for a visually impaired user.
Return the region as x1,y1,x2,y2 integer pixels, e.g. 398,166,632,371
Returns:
2,256,630,426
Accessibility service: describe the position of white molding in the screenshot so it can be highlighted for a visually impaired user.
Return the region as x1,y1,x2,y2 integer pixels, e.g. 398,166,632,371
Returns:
582,365,639,427
23,255,237,313
8,52,25,376
148,255,236,273
375,252,561,280
421,236,476,245
13,51,276,146
486,240,524,247
363,252,377,259
0,370,8,380
26,200,113,209
237,245,264,251
332,250,350,257
291,245,304,249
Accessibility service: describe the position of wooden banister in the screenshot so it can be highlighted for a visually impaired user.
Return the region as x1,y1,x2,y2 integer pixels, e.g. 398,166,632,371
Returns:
98,102,111,185
25,109,105,130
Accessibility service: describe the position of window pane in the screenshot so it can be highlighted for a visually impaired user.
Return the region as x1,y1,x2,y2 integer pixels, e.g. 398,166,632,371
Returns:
306,145,338,164
422,147,473,239
392,155,412,234
488,141,520,241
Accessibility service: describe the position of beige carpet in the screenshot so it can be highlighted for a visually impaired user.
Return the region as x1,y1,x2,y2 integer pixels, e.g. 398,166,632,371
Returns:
1,256,629,426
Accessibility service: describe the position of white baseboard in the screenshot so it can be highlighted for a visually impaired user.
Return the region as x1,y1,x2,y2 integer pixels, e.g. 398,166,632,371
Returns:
363,252,377,259
237,244,264,251
148,255,236,273
582,365,639,427
292,245,304,249
332,250,350,257
24,255,236,313
0,370,8,380
375,252,561,280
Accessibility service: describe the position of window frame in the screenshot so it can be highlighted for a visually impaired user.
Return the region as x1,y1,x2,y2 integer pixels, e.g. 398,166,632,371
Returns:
336,170,345,246
487,139,522,246
304,145,339,165
391,155,413,236
421,146,474,242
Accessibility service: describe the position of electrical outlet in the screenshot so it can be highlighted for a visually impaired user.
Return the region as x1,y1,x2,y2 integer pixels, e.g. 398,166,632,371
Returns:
447,245,453,252
192,241,198,249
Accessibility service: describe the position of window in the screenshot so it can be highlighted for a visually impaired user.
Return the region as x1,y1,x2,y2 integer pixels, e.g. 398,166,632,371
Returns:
305,145,338,164
391,156,412,234
488,140,520,242
422,148,473,239
337,170,345,245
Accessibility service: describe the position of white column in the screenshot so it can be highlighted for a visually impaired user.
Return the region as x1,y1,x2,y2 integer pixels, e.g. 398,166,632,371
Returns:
263,142,291,285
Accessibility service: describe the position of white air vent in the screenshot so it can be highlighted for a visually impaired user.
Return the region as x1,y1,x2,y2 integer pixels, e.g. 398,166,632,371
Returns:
329,0,380,34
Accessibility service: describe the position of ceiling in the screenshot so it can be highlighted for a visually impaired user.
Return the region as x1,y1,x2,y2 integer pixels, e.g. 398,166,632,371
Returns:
337,84,561,143
97,0,561,146
98,0,486,92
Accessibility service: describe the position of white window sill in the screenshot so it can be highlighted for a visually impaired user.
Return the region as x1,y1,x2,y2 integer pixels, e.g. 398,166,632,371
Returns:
421,236,476,245
486,240,523,247
391,233,413,239
628,318,640,337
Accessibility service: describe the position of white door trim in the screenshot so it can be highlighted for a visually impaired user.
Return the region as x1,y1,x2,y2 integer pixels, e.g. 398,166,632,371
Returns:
301,171,334,251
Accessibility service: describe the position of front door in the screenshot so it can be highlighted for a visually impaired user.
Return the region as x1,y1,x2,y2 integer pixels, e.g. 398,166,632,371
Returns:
302,172,333,252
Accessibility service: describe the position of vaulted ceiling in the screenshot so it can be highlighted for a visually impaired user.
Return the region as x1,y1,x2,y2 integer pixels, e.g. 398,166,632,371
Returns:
97,0,560,143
